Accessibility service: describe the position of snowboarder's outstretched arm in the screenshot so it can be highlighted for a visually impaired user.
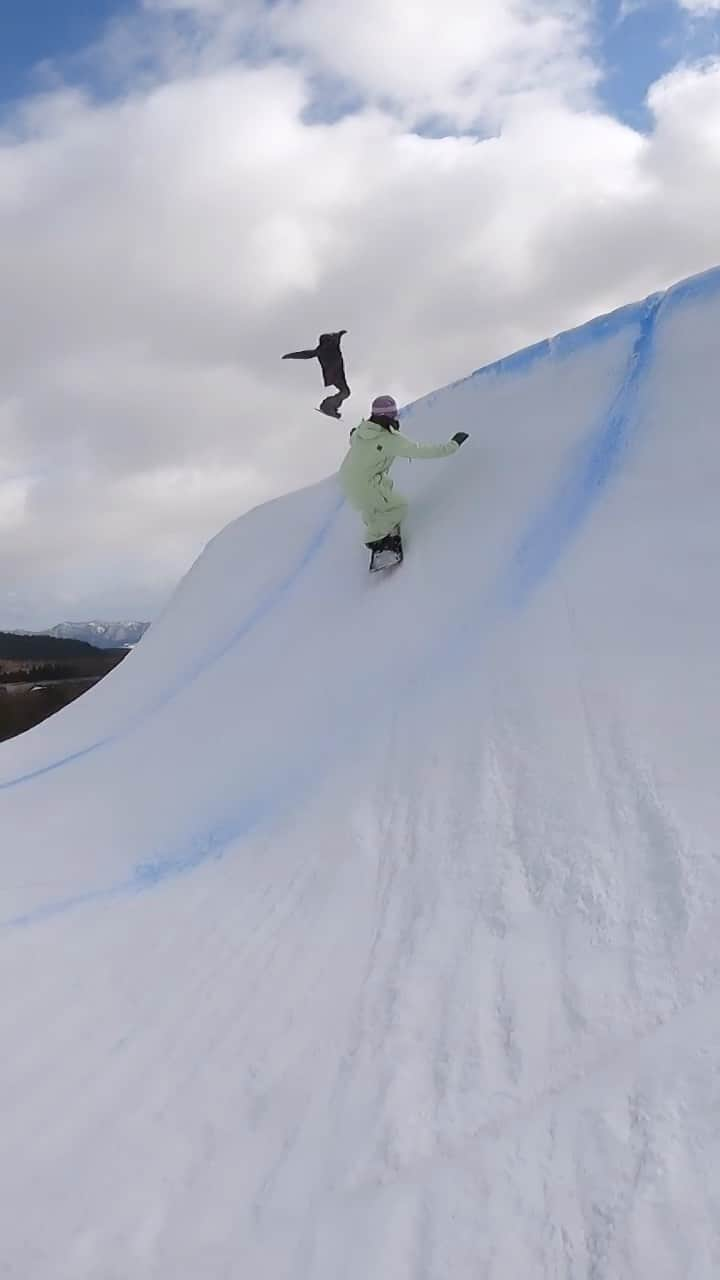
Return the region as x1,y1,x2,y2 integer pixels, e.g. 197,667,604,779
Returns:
384,431,461,460
282,331,347,361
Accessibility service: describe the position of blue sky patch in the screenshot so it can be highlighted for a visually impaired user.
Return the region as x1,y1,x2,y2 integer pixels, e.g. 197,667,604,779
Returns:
0,0,137,107
597,0,720,128
0,0,718,131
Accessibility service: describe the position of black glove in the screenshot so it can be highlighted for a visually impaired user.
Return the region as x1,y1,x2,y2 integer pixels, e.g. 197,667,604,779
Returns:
452,431,469,446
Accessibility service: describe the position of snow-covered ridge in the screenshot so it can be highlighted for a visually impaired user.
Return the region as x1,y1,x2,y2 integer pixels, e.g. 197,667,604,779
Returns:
2,266,720,1277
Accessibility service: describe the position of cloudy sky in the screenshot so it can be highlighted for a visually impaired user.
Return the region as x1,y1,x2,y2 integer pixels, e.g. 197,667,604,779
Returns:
1,0,719,629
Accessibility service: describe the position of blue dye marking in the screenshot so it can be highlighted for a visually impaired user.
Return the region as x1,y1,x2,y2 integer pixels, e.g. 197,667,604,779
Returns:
0,492,344,793
412,295,653,415
500,292,661,608
6,265,720,930
661,265,720,309
7,877,135,929
412,264,720,415
4,755,311,928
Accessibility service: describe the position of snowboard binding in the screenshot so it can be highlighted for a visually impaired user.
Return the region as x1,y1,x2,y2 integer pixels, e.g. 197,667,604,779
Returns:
367,527,403,573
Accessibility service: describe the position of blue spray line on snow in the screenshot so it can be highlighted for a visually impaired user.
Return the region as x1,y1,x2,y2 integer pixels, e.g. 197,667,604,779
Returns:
406,263,720,419
498,292,662,610
3,710,346,926
5,266,720,929
412,296,646,416
0,492,344,793
4,764,317,928
390,292,665,698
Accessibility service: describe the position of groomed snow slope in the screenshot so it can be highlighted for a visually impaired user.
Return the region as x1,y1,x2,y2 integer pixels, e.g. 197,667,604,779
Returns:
3,268,720,1278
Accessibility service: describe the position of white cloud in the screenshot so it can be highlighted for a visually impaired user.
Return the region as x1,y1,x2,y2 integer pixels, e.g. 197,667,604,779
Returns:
1,5,720,628
267,0,597,128
0,478,30,532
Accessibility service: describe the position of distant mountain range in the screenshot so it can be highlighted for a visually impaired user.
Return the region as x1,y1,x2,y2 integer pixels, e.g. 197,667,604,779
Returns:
3,622,149,655
44,621,150,649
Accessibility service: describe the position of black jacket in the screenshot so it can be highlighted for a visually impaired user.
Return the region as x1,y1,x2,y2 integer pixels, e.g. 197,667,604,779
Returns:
282,331,349,393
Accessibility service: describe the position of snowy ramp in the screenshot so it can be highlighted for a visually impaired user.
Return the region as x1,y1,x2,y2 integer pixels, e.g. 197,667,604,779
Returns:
2,268,720,1277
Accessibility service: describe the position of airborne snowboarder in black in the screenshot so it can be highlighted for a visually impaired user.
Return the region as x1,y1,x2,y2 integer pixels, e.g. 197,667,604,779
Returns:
282,330,351,418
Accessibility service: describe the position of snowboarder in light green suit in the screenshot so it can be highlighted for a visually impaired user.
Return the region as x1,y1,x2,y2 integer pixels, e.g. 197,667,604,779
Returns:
338,395,468,545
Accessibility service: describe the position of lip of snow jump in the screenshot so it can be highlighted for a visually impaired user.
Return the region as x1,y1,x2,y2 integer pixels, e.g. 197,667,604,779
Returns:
5,265,720,930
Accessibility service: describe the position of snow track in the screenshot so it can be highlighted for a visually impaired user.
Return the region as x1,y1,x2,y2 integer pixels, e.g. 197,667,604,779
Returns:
2,268,720,1276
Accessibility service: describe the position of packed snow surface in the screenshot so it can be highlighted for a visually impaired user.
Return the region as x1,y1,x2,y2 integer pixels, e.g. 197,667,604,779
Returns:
2,269,720,1278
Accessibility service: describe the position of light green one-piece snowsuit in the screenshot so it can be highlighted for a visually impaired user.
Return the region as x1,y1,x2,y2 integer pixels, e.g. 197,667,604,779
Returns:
338,420,459,543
